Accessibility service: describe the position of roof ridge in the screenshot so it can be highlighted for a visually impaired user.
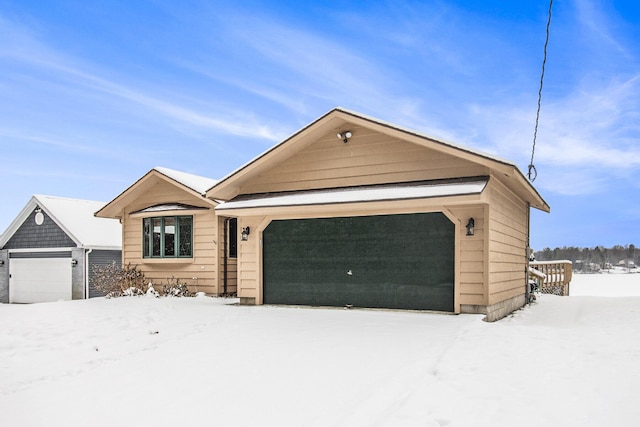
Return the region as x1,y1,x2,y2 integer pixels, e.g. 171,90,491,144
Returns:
34,194,105,203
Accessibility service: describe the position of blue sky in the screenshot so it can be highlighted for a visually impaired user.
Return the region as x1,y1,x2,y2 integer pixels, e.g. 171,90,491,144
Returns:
1,0,639,250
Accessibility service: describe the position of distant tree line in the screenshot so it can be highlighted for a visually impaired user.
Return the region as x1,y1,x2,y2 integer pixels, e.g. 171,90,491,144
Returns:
534,244,637,271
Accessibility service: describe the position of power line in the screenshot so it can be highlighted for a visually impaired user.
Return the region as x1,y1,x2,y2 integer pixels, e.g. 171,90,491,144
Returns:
529,0,553,182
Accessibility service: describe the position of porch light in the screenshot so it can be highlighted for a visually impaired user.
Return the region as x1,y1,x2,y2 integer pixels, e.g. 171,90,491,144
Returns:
71,259,78,267
466,218,475,236
337,131,352,143
0,260,4,266
241,226,251,241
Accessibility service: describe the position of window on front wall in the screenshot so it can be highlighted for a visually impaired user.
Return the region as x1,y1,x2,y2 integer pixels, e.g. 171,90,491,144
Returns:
143,216,193,258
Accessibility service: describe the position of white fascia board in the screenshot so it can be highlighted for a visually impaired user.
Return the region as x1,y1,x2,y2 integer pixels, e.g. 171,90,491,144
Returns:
7,247,76,253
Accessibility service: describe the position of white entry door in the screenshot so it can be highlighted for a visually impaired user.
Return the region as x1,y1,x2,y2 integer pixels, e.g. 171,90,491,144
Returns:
9,257,72,303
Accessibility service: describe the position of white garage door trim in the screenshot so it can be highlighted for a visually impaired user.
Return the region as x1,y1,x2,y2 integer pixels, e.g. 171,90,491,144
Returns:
9,257,72,303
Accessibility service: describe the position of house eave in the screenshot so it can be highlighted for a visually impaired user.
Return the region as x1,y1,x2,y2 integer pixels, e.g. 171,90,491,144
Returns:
216,177,489,216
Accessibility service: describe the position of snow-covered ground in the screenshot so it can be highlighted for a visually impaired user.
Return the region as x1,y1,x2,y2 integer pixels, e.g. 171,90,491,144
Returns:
570,271,640,296
1,274,639,426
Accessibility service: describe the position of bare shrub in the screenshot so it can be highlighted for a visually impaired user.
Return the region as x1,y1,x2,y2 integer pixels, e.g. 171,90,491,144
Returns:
92,262,148,298
92,261,121,296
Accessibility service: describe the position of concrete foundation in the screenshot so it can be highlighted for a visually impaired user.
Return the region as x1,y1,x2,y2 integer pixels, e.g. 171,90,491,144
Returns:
240,297,256,305
461,293,527,322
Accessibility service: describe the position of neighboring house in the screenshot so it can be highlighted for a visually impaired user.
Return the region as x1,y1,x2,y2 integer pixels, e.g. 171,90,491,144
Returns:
617,260,636,269
205,108,550,321
0,195,122,303
95,167,238,295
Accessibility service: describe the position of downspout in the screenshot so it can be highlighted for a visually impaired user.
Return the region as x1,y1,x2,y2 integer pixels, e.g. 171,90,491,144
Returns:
223,218,229,295
525,202,531,304
85,248,93,299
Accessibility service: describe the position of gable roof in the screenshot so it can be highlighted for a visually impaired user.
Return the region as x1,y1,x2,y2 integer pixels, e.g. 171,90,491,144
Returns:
205,108,550,212
153,167,218,195
95,167,218,219
0,195,122,249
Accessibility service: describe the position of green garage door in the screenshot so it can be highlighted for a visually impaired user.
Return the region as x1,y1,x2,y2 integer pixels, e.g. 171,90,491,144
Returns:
263,212,455,311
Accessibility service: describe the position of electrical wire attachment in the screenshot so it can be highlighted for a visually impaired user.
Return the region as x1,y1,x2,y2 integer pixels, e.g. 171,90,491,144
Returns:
527,164,538,182
529,0,553,182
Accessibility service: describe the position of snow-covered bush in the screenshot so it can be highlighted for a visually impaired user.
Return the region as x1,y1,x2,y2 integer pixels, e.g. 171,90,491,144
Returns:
162,277,194,297
122,287,145,297
146,283,159,298
93,265,196,298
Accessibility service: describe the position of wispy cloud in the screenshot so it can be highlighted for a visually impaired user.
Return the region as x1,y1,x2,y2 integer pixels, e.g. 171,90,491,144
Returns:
533,76,640,170
0,166,127,183
234,23,383,94
0,130,111,155
573,0,633,60
184,11,424,123
172,62,314,118
52,62,285,141
459,74,640,196
0,14,283,142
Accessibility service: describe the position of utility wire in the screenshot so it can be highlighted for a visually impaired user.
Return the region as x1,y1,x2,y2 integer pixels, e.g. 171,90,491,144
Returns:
529,0,553,182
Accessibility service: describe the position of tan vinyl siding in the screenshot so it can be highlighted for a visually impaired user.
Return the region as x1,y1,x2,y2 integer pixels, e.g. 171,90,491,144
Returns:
120,179,220,295
225,258,238,294
240,126,488,194
487,179,528,305
447,204,487,306
122,212,218,294
237,216,262,302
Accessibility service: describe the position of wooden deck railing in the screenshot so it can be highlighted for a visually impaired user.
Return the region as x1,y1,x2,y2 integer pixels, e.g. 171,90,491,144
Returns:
530,260,573,296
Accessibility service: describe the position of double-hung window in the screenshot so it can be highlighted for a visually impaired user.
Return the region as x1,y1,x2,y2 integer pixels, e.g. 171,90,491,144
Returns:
143,216,193,258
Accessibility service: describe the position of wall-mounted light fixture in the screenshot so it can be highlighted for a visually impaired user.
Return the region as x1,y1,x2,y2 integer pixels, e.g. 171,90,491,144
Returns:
241,226,251,241
0,260,4,266
71,259,78,267
337,130,352,144
466,218,475,236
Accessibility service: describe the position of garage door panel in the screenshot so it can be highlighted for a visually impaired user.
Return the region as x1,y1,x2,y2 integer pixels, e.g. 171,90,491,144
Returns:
264,280,454,311
263,213,455,311
9,258,72,303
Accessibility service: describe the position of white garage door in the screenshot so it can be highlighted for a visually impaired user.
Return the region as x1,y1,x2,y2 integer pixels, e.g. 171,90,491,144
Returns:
9,257,72,303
